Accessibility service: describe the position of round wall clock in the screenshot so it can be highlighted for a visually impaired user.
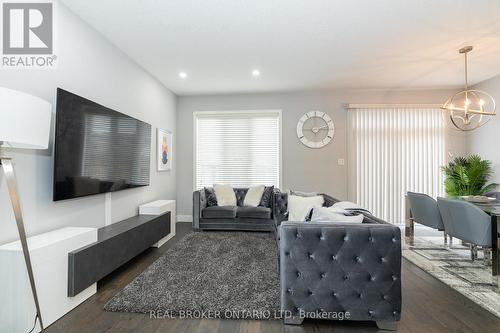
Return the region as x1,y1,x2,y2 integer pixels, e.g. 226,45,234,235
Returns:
296,111,335,148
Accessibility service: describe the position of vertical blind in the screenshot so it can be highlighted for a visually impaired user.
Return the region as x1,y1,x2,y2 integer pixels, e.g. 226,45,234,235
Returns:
195,111,281,189
348,107,445,224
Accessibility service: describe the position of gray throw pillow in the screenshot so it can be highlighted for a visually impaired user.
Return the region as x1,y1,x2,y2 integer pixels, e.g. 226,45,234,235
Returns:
204,187,218,207
259,186,274,208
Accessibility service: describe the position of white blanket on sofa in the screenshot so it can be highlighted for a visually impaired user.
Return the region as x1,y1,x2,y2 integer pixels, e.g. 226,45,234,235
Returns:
331,201,371,213
310,206,364,223
307,201,371,224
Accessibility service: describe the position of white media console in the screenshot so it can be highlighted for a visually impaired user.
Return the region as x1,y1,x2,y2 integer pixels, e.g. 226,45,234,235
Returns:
0,227,97,333
139,199,176,247
0,201,175,332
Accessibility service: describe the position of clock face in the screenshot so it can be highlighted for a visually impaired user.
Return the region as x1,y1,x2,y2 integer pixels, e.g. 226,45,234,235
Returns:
296,111,335,148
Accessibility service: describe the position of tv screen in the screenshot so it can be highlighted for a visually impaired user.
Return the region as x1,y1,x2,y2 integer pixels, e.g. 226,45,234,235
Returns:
53,88,151,201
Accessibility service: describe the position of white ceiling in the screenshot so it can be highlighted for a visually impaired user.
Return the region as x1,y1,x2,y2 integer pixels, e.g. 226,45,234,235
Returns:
61,0,500,95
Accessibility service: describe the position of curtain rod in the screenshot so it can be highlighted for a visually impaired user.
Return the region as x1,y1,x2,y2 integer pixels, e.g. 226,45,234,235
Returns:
345,103,442,109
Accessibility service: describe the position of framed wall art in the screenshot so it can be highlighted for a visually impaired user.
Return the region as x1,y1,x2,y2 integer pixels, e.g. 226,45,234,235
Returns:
157,128,172,171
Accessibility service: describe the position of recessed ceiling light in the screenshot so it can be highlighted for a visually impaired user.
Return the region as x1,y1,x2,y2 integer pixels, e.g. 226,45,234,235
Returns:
178,72,187,79
252,69,260,77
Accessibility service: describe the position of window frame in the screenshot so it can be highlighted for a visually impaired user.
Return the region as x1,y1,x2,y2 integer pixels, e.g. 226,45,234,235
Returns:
193,109,283,191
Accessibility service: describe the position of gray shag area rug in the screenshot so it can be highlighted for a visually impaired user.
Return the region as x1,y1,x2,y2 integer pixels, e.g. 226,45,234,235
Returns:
104,231,280,319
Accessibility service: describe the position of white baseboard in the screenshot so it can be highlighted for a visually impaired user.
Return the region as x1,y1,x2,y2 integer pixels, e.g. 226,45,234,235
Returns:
176,215,193,222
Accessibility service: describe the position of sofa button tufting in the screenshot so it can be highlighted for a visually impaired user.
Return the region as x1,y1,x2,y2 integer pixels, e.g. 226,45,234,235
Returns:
275,211,402,324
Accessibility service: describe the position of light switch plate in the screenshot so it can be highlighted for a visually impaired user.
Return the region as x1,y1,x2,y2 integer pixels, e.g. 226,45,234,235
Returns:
338,158,345,166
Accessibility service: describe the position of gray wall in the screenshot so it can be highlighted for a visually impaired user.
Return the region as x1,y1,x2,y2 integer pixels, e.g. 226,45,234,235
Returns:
176,89,467,216
469,74,500,184
0,4,176,244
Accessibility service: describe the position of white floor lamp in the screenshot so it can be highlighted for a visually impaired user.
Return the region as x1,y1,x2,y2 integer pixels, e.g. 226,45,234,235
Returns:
0,87,52,332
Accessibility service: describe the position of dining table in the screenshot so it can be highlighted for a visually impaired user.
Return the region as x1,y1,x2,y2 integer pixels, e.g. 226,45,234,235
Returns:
404,195,500,291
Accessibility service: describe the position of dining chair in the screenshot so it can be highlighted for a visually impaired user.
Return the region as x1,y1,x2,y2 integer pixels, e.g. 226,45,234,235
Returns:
485,191,500,200
407,192,449,244
437,197,492,263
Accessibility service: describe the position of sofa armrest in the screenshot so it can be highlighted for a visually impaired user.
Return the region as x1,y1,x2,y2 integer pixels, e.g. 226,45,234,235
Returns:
193,189,207,230
321,193,340,207
279,222,401,322
273,192,289,225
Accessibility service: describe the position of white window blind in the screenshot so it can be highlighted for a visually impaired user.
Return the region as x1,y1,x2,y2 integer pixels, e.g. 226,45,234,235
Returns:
348,107,445,224
82,113,150,184
195,111,281,189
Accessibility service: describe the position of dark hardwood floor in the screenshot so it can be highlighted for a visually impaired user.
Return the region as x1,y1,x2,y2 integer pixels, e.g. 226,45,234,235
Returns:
47,223,499,333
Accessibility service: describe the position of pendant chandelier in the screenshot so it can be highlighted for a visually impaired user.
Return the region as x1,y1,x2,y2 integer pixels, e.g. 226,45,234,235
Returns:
441,46,496,131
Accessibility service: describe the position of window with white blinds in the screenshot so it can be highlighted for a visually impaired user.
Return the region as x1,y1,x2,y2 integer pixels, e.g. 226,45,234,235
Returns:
348,107,445,224
194,111,281,189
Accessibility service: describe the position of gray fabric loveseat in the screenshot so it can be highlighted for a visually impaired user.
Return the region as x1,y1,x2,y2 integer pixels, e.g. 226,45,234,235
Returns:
193,187,276,231
274,192,402,330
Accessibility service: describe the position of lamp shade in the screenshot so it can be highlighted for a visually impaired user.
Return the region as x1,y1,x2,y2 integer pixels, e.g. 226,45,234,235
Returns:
0,87,52,150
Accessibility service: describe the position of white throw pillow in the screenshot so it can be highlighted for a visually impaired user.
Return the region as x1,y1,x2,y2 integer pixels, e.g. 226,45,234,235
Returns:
244,185,265,207
213,184,237,206
325,206,349,214
310,206,364,223
288,195,324,221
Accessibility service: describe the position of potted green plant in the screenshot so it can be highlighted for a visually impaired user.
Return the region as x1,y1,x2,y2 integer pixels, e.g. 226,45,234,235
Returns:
442,154,498,197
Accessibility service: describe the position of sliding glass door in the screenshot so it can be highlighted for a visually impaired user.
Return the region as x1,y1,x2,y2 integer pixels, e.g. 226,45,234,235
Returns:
348,107,445,224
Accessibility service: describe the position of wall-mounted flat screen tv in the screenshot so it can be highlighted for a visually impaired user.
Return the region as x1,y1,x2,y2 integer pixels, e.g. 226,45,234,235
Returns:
53,88,151,201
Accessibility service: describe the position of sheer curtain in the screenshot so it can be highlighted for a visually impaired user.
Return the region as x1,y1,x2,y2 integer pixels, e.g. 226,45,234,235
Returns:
348,106,445,224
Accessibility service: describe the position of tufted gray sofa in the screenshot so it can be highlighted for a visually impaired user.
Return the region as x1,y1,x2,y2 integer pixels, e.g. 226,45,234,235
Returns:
274,192,401,330
193,187,276,231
